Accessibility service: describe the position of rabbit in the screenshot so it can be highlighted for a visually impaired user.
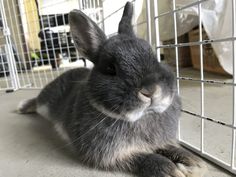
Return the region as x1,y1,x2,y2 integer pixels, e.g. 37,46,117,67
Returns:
17,2,207,177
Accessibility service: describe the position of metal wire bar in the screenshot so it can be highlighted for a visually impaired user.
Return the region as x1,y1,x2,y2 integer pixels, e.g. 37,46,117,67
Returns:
154,0,161,62
28,7,49,86
0,51,10,89
133,20,146,28
1,45,77,53
6,0,27,88
35,0,70,11
0,0,20,90
156,37,236,48
145,0,151,44
18,0,38,87
154,0,208,19
177,77,233,85
45,13,60,77
172,0,180,95
100,0,105,31
61,13,73,66
231,0,236,170
97,0,136,25
28,0,45,87
8,0,32,87
37,2,55,80
172,0,181,141
182,109,236,130
198,0,205,154
54,13,66,74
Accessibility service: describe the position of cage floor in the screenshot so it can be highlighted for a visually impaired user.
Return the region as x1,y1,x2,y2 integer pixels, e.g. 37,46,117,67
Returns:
0,68,234,177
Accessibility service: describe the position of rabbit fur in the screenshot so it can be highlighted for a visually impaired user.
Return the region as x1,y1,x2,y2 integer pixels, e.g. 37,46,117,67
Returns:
18,2,207,177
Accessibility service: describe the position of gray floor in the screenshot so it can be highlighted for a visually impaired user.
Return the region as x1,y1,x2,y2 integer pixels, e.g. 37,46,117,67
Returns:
0,68,235,177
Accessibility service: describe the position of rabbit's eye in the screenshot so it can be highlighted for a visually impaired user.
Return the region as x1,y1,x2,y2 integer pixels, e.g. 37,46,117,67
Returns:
105,64,116,76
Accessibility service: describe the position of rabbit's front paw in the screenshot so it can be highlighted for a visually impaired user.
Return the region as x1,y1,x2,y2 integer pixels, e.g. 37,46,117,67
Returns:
156,146,207,177
158,167,185,177
141,164,186,177
147,163,185,177
176,158,207,177
137,154,185,177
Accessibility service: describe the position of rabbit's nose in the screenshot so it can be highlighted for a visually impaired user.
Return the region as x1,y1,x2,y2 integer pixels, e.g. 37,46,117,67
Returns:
139,85,162,101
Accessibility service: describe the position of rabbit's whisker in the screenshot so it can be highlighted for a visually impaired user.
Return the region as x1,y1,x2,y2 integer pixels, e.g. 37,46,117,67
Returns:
50,105,120,151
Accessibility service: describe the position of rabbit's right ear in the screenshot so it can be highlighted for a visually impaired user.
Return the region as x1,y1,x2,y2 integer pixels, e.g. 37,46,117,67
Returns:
69,10,106,63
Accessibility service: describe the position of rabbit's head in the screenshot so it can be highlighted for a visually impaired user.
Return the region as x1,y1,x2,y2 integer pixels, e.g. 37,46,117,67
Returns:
69,2,177,122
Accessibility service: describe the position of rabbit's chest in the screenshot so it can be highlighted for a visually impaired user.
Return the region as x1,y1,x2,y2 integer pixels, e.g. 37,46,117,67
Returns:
101,137,154,167
101,127,172,167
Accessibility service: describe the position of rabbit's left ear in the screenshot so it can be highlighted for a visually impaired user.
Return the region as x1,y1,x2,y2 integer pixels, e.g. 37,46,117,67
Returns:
118,2,135,36
69,10,106,63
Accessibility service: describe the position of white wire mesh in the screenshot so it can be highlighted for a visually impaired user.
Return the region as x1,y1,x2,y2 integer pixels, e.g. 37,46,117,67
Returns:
0,44,14,90
0,0,101,90
153,0,236,174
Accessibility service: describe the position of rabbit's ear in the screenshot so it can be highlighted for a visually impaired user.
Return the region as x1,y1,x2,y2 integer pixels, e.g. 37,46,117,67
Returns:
118,2,134,36
69,10,106,63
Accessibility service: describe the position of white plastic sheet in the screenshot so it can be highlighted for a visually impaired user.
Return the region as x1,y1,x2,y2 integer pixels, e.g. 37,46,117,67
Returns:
158,0,232,74
202,0,232,75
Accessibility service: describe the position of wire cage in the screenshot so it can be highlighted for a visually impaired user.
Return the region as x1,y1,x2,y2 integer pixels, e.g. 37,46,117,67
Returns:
0,0,236,175
154,0,236,174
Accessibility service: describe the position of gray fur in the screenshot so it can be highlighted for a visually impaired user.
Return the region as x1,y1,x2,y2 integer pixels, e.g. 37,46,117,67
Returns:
18,2,207,177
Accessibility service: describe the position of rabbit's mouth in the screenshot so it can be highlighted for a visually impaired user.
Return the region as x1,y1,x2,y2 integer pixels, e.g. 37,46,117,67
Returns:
137,85,174,113
125,94,174,122
147,94,174,113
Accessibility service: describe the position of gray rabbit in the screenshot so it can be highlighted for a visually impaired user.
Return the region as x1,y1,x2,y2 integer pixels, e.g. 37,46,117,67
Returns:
18,2,207,177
